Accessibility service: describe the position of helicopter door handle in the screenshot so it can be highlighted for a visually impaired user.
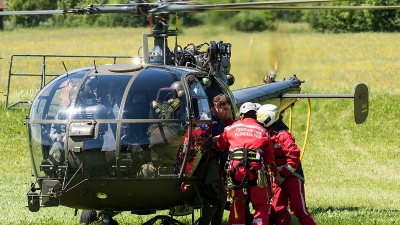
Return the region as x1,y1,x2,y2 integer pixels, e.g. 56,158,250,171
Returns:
73,147,82,153
67,148,81,158
69,122,95,138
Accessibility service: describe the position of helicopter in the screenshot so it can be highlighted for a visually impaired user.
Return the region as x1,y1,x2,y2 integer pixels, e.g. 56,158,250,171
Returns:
0,0,374,224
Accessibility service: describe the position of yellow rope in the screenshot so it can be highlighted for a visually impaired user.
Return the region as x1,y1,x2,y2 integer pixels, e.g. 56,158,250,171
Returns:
234,200,238,219
289,106,293,133
300,98,311,161
229,190,239,219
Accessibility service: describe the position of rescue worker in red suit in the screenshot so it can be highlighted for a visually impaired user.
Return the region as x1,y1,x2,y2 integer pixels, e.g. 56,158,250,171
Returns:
256,104,316,225
215,102,275,225
199,93,234,225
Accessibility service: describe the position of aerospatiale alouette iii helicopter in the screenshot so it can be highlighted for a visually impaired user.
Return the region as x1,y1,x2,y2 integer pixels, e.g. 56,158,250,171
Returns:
1,0,382,224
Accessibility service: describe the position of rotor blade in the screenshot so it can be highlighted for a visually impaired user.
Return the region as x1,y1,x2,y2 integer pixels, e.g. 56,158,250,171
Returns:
104,1,198,6
106,0,350,8
219,5,400,11
184,0,354,7
0,10,65,16
282,83,369,124
0,7,144,16
149,0,359,13
2,1,397,17
282,94,353,98
153,4,400,13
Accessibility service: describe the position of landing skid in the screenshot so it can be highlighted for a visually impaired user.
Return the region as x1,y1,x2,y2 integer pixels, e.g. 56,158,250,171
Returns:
80,209,119,225
80,206,198,225
142,215,189,225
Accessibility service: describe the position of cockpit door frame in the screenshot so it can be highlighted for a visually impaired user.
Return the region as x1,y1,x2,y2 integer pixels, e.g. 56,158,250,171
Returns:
180,73,212,179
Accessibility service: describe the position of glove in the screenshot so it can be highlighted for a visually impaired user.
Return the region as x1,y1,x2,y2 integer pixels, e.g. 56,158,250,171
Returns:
212,135,220,146
268,162,278,177
225,118,235,126
275,175,285,185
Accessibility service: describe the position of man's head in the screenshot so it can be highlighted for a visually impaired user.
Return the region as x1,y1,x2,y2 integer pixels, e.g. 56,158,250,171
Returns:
212,94,232,120
256,104,280,127
239,102,257,120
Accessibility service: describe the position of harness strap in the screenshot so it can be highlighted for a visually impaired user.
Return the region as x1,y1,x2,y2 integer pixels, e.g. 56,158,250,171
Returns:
243,148,248,165
231,151,258,161
231,148,260,162
229,160,259,188
227,174,248,190
227,147,266,191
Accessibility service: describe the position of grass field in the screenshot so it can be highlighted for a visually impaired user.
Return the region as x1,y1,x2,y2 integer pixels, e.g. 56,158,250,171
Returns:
1,26,400,224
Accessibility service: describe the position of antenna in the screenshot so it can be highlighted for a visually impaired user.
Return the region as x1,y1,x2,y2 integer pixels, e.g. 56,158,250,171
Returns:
62,61,69,78
93,60,98,73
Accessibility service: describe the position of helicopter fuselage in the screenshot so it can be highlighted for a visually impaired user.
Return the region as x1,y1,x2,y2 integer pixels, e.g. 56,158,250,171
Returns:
26,59,303,214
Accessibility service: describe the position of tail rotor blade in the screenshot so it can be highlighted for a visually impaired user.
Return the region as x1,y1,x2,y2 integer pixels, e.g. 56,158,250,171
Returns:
354,83,368,124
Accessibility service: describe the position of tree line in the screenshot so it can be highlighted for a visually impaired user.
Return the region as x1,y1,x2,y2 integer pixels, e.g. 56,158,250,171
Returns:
5,0,400,33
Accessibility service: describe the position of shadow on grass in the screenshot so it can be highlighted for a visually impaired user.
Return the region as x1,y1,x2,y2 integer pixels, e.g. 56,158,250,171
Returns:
304,206,400,225
309,205,400,215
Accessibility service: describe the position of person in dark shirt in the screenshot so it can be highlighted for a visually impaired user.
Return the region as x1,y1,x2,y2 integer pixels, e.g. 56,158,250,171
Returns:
198,93,233,225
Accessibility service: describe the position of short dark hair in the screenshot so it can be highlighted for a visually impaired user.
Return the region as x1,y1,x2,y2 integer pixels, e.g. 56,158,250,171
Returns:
242,111,257,120
213,94,232,106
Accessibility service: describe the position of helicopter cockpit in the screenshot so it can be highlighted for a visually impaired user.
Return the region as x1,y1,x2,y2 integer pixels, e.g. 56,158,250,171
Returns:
27,64,236,185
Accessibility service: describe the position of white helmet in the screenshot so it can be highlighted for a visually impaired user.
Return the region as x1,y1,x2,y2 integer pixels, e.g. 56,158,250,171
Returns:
254,103,261,111
240,102,257,114
257,104,280,127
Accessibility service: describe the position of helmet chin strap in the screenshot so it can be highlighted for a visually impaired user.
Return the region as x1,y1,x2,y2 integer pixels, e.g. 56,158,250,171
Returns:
263,116,271,126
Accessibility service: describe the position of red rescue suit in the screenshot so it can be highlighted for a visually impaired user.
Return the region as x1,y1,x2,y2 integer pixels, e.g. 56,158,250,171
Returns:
271,129,316,225
216,118,274,225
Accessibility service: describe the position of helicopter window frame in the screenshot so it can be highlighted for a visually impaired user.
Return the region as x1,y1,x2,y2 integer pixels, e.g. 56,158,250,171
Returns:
177,73,213,178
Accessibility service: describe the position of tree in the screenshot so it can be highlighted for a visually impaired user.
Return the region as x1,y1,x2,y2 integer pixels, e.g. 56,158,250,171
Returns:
303,0,400,33
230,11,276,32
10,0,55,27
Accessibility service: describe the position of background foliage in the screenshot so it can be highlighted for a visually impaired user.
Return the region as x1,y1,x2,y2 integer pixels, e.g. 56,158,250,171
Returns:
2,0,400,32
303,0,400,32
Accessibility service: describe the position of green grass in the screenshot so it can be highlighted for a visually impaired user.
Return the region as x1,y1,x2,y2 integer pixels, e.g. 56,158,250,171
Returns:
2,94,400,224
1,26,400,224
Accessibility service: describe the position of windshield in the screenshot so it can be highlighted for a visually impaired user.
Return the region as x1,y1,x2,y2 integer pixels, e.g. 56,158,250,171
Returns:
27,67,207,180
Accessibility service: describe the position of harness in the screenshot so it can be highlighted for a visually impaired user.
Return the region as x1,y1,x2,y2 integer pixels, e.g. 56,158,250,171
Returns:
148,98,181,145
226,148,268,193
226,147,270,220
230,148,260,162
151,98,181,119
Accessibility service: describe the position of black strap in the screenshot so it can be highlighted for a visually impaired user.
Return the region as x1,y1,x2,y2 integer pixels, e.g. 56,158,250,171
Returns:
230,159,259,188
157,123,169,145
228,174,248,191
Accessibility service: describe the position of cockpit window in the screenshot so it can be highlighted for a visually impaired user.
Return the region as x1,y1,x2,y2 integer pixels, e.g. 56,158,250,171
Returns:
29,72,133,178
30,70,87,121
119,70,189,178
188,77,206,97
74,75,131,116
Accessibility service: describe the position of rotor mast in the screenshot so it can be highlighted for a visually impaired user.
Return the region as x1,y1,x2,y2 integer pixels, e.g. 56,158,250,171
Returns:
148,13,176,65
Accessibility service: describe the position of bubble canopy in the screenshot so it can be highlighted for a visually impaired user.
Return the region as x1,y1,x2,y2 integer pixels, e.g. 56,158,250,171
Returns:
27,66,214,179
